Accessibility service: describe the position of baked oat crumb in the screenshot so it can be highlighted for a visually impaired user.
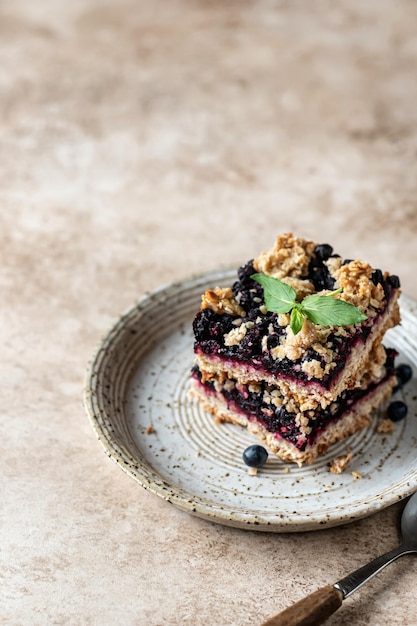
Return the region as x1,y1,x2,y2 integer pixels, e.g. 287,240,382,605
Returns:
301,358,325,379
270,319,336,371
334,260,389,314
351,471,362,480
280,276,315,300
224,324,247,346
253,233,316,279
329,450,354,474
377,418,396,434
146,425,155,435
247,467,258,476
201,286,246,317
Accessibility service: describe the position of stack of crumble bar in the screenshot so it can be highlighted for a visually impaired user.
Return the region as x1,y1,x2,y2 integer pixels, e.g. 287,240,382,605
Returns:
190,234,401,465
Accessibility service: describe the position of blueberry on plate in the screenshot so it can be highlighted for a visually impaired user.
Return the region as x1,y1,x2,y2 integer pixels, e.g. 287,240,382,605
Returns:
242,445,268,468
387,400,408,422
396,363,413,387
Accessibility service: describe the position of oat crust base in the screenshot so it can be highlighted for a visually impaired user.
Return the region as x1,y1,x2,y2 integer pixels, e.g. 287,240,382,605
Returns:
189,376,396,466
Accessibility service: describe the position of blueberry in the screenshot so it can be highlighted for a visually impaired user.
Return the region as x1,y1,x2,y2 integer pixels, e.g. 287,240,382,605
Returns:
342,259,353,266
387,275,401,289
310,266,335,291
387,400,408,422
315,244,333,261
371,269,383,285
396,363,413,386
242,445,268,468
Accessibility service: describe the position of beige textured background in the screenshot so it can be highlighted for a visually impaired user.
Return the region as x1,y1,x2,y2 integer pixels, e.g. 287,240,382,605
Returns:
2,1,417,624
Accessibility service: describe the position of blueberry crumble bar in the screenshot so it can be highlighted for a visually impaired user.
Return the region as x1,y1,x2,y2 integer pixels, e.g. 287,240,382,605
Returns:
190,234,401,465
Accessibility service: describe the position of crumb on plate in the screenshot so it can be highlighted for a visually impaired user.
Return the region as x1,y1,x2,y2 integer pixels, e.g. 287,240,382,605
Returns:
377,418,396,434
329,450,354,474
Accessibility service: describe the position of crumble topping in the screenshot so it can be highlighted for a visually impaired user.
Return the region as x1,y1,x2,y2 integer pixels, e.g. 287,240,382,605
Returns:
198,237,400,383
280,276,315,300
270,334,338,377
334,260,387,314
295,411,311,432
253,233,316,279
201,286,246,317
283,320,332,362
278,313,291,327
301,359,326,379
268,319,337,378
224,324,247,346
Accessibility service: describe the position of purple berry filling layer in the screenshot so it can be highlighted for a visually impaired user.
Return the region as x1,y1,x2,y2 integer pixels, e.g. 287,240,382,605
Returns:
193,256,399,389
191,349,396,452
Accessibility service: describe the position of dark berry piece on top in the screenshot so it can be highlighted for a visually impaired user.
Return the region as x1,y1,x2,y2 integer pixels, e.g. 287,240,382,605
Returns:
315,244,333,261
387,275,401,289
371,269,383,285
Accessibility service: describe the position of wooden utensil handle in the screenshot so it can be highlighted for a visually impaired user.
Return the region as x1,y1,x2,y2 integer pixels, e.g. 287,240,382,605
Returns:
260,585,343,626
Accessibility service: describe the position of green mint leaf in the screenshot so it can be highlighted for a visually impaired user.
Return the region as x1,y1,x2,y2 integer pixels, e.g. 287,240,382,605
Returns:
300,294,367,327
290,307,305,335
326,287,343,297
251,272,367,331
251,273,296,314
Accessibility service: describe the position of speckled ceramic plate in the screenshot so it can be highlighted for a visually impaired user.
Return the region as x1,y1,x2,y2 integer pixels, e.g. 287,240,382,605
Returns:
84,269,417,532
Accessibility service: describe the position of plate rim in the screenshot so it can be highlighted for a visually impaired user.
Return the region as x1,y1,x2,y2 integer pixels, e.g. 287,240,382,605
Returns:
84,268,417,532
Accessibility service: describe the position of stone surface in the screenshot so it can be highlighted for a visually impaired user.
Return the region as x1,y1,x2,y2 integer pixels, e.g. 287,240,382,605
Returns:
1,1,417,624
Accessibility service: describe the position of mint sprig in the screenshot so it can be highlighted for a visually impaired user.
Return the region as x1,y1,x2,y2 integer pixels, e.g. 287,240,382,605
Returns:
251,273,367,335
